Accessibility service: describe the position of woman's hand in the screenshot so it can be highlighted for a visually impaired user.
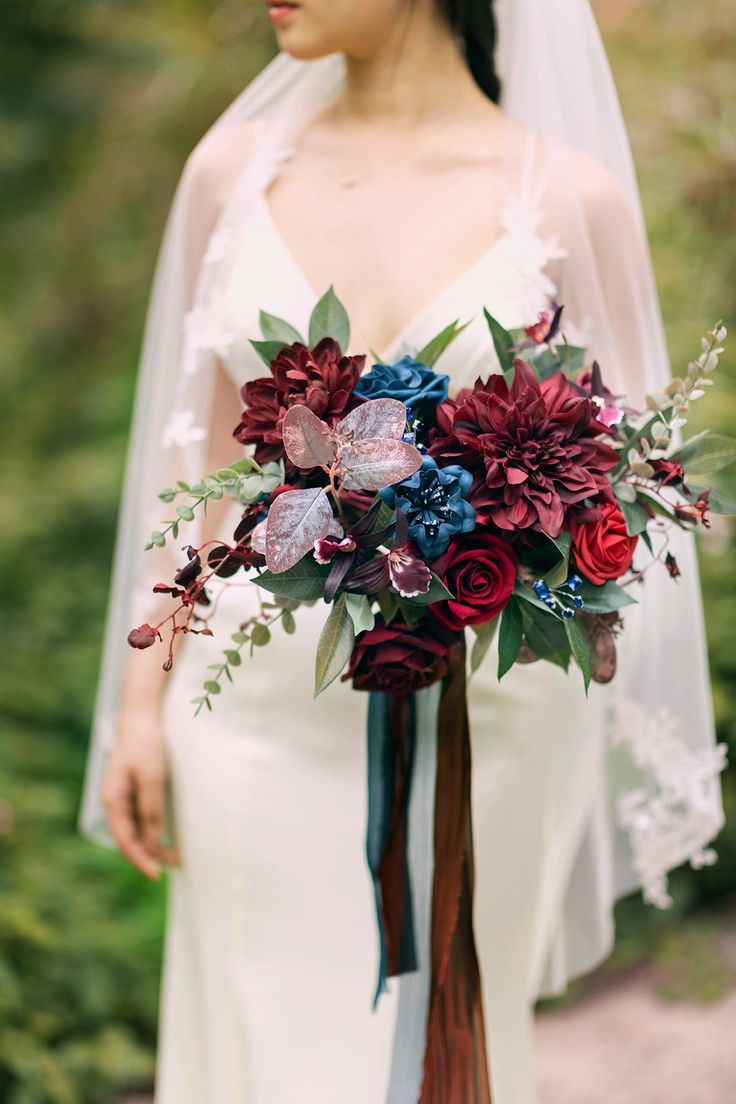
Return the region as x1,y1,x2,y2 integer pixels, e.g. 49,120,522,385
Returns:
102,709,180,879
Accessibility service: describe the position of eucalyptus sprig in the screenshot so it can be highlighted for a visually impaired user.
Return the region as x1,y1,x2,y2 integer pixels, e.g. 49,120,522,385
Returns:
191,596,299,716
145,458,283,550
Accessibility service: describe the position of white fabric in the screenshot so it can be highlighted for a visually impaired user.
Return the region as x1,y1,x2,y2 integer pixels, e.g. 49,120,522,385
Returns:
154,159,609,1098
79,1,726,1098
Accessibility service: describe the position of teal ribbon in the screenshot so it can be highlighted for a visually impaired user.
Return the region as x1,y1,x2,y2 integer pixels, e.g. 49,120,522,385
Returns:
365,691,417,1008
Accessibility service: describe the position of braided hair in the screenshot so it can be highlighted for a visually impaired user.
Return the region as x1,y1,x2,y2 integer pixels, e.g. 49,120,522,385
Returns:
436,0,501,103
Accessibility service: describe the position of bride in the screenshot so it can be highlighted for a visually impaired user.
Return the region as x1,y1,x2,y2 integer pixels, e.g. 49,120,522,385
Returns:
79,1,725,1101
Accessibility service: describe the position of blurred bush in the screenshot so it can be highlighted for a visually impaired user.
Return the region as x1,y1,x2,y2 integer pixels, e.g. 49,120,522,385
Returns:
0,0,733,1100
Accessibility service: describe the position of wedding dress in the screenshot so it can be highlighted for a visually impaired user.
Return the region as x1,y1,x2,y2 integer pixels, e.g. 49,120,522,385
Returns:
79,9,726,1103
152,135,611,1104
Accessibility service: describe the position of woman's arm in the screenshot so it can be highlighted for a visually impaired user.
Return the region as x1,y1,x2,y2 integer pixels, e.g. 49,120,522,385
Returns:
102,124,256,877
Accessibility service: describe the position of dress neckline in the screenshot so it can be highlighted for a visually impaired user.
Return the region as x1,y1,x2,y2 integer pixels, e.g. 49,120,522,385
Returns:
255,188,515,364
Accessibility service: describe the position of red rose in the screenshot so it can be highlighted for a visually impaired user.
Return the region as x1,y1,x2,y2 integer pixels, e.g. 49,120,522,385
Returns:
344,617,462,695
431,534,517,630
571,502,638,584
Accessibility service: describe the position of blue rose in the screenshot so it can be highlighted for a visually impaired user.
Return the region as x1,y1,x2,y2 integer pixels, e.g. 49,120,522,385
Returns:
354,354,449,410
379,456,476,560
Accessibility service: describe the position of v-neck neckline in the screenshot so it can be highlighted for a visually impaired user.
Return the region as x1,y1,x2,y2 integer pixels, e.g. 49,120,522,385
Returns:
255,188,513,364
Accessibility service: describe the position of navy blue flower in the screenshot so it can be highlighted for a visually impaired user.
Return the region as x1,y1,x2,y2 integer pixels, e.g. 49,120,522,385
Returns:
379,456,476,560
355,354,449,410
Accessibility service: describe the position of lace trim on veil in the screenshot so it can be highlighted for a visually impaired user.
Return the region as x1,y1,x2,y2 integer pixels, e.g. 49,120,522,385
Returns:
609,698,727,908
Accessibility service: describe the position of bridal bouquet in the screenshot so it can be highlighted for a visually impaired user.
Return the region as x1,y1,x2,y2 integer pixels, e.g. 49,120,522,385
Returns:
129,288,731,1083
131,289,731,705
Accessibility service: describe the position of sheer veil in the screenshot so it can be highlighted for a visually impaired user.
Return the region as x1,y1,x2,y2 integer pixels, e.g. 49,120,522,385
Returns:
79,0,726,994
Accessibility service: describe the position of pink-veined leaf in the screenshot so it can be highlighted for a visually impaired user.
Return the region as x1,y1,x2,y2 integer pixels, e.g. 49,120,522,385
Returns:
250,518,268,554
338,398,407,442
282,405,335,468
340,438,423,491
265,487,337,573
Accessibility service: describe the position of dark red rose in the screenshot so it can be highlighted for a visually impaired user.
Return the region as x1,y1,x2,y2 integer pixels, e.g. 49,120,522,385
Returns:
431,533,517,630
429,361,618,537
234,337,365,470
127,623,159,649
571,502,638,584
343,617,462,695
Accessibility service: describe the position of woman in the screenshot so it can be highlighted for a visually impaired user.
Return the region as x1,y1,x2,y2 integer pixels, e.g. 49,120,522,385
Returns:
80,1,725,1101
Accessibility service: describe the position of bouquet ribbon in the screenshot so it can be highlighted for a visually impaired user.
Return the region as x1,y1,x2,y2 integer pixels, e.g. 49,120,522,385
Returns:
366,640,492,1102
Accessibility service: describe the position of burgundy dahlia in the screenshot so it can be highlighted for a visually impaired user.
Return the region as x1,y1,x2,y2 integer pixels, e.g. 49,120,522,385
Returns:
429,360,618,537
234,338,365,465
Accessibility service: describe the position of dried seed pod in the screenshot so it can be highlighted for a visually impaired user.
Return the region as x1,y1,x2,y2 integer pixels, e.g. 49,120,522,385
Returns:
580,611,623,684
515,639,540,664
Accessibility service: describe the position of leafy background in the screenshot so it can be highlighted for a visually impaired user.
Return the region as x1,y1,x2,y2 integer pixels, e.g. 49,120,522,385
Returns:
0,0,734,1100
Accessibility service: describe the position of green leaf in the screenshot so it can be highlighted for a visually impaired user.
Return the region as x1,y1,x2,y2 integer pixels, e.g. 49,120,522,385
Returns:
577,579,637,613
415,318,472,368
158,488,176,503
687,483,736,515
520,602,571,670
227,455,260,474
377,589,400,625
176,504,196,521
675,432,736,477
251,623,271,647
615,494,650,536
613,481,637,503
253,558,329,601
281,609,297,634
497,599,523,679
468,616,497,674
204,680,221,695
400,572,453,606
151,530,166,548
315,595,355,696
565,616,592,693
483,308,515,384
230,631,249,644
543,531,572,587
249,337,293,367
308,285,350,351
259,309,304,346
345,594,376,635
224,650,242,666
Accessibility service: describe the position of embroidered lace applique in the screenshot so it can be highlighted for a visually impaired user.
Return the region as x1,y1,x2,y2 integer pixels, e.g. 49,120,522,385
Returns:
161,408,207,450
610,699,727,908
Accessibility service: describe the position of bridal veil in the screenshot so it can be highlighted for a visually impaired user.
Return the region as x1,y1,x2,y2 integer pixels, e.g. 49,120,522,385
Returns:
80,0,726,995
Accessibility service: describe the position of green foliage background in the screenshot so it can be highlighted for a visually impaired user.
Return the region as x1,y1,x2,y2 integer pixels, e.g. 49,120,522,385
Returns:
0,1,733,1100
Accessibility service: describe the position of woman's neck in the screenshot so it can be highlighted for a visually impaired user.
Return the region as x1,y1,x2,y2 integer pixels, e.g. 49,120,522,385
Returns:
333,9,489,130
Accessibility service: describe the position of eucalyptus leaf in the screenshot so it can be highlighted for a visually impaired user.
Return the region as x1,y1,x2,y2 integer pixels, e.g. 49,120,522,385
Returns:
265,487,336,573
308,285,350,351
315,595,355,696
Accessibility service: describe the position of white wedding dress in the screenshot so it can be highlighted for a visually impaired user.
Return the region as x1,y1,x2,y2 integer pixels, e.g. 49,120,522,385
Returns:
154,135,610,1104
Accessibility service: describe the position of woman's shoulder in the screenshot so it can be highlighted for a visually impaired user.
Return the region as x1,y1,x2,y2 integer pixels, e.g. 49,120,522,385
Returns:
180,120,263,217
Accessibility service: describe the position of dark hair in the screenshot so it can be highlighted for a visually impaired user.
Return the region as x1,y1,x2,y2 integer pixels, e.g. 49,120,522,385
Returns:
436,0,501,103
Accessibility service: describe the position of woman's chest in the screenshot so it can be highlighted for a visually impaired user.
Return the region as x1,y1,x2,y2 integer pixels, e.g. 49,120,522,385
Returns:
205,182,565,392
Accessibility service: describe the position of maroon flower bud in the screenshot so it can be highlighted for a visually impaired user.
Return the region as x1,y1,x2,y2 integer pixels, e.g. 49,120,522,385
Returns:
127,623,159,649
